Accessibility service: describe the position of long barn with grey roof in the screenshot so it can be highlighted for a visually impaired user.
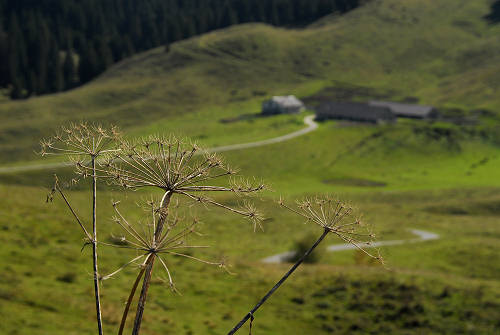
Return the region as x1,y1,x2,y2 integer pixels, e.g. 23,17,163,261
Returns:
369,101,438,119
315,102,396,124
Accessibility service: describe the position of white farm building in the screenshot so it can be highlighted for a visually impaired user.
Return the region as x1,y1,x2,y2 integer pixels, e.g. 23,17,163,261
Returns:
262,95,305,115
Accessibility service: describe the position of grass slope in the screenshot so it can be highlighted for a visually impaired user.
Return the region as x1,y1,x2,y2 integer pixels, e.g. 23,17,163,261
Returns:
0,182,499,334
1,0,500,334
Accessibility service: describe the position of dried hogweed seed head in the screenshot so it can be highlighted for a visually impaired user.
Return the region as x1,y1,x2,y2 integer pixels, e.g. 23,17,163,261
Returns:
40,122,120,158
280,195,382,262
101,200,226,292
96,135,265,229
40,123,121,184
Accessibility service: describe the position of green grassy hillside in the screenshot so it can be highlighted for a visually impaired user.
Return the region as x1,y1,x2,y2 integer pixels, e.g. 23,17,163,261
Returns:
1,0,500,334
1,0,500,164
1,181,499,334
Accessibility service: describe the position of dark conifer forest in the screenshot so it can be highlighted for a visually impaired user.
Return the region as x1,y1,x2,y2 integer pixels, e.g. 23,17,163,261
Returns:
486,0,500,23
0,0,368,99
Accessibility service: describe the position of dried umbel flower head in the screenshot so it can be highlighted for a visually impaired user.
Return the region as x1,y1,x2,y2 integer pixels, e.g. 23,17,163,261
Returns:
40,122,120,158
280,195,382,261
101,199,227,292
41,123,120,335
227,195,382,335
94,135,265,228
74,135,266,335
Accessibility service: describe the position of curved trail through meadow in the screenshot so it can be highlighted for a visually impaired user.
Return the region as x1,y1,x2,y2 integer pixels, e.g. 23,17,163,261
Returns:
0,115,318,174
206,114,318,153
261,229,440,264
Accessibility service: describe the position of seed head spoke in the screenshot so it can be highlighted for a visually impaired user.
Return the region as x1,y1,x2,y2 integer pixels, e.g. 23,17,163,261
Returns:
101,254,147,281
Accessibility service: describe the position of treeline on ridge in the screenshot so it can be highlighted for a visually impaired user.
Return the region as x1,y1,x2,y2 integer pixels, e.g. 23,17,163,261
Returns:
0,0,369,99
486,0,500,23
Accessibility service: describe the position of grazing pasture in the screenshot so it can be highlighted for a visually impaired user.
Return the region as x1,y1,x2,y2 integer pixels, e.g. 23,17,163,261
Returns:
1,0,500,333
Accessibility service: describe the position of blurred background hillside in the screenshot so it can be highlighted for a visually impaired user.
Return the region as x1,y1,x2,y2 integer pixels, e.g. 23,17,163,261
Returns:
0,1,500,334
0,0,364,99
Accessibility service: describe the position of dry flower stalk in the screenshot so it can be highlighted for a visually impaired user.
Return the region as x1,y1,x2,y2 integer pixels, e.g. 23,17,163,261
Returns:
42,125,378,335
41,123,120,335
280,196,381,260
76,135,265,335
228,195,382,335
100,199,229,335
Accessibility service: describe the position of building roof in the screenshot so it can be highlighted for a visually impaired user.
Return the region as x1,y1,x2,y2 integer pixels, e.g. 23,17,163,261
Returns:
369,101,435,118
269,95,304,108
316,102,395,122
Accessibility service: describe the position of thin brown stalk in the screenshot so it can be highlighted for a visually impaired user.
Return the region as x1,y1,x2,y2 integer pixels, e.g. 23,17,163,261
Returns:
42,124,120,335
118,262,147,335
103,137,263,333
132,254,156,335
131,191,172,335
227,228,330,335
53,179,92,241
228,196,381,334
92,157,104,335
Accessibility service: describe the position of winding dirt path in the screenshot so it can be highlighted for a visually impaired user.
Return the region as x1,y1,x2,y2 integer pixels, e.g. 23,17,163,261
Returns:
0,115,318,174
206,114,318,153
261,229,440,264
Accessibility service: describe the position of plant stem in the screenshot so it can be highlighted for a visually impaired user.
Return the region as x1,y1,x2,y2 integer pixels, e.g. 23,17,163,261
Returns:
132,191,172,335
92,157,104,335
118,263,147,335
54,179,92,241
227,228,329,335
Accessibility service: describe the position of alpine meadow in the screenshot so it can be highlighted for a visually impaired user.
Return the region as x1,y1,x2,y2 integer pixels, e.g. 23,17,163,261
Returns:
0,0,500,334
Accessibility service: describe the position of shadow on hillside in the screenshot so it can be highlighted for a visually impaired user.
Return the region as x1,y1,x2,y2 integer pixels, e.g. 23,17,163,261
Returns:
219,113,262,124
219,112,287,124
427,199,500,216
322,177,387,188
301,81,401,108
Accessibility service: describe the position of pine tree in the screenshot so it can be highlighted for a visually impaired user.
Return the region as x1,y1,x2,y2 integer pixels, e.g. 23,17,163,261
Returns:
235,0,253,23
303,0,319,21
335,0,349,12
122,36,135,57
318,0,335,16
486,0,500,23
47,38,64,92
168,18,182,42
8,14,27,98
221,2,239,27
141,2,159,48
270,0,281,26
63,50,77,89
182,16,197,38
27,70,37,95
279,1,295,25
10,78,23,99
97,39,114,72
196,11,208,33
130,16,143,47
0,27,8,86
78,43,99,84
252,1,267,22
35,20,51,94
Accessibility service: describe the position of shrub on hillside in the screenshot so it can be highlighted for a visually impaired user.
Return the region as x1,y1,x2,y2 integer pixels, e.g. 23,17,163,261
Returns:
287,233,326,264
